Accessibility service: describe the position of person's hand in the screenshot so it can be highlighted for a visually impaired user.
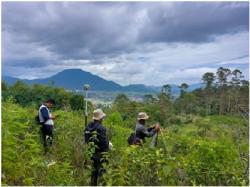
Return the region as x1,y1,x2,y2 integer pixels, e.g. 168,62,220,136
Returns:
50,116,56,120
155,123,161,132
151,122,160,129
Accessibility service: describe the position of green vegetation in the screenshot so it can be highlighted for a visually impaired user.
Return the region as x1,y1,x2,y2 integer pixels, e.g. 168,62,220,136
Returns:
2,100,248,185
2,67,249,185
1,81,91,111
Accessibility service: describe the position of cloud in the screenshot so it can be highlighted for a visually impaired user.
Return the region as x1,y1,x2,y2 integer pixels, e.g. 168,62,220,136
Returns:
2,2,140,60
2,2,249,85
139,2,249,43
3,2,248,59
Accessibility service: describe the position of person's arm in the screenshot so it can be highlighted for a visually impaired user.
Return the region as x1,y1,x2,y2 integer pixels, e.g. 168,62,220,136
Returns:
143,128,157,137
137,125,157,137
41,107,55,120
148,123,160,132
147,126,155,132
40,107,50,121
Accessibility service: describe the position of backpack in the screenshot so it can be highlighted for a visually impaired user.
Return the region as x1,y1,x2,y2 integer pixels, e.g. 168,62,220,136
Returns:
127,132,141,145
36,105,48,125
35,115,43,125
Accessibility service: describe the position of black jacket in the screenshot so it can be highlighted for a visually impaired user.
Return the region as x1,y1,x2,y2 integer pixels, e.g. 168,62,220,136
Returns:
84,121,109,153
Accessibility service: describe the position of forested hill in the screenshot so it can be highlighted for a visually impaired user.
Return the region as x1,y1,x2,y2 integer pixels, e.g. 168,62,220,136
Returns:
2,69,202,94
3,69,122,91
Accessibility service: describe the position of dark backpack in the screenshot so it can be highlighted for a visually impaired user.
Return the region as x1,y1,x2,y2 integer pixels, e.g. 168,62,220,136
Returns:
127,132,141,145
36,105,47,125
35,114,44,125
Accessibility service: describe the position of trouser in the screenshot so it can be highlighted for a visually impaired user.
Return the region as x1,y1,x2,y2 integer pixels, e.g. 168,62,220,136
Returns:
41,125,54,148
91,153,107,186
150,132,158,148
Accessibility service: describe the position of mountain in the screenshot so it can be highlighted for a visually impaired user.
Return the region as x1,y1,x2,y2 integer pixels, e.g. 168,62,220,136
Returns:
3,69,130,91
122,84,158,93
187,83,204,91
24,69,122,91
2,76,19,85
2,69,202,93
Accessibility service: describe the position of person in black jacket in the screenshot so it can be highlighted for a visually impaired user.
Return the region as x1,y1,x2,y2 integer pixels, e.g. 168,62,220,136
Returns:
135,112,160,146
84,109,111,186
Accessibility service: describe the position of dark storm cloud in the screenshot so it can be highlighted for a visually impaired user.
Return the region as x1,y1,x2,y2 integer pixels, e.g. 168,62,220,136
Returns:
138,2,249,43
2,2,248,61
2,2,139,60
4,58,55,68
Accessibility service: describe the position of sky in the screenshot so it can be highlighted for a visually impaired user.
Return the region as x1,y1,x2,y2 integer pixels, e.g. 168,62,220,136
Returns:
2,1,249,86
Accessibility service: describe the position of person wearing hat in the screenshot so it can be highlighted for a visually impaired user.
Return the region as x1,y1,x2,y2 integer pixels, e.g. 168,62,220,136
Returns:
135,112,160,145
84,108,111,186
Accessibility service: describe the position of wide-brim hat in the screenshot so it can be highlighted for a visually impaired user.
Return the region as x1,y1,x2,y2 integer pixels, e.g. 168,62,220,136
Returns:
137,112,149,120
93,109,106,120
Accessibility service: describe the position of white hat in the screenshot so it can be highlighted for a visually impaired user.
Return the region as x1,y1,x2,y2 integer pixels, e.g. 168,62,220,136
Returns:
137,112,149,120
93,109,106,120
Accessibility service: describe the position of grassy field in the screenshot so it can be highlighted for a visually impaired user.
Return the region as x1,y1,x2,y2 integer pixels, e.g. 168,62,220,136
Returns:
2,100,249,186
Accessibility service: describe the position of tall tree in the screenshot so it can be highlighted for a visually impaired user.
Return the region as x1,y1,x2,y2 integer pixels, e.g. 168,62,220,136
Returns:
216,67,231,87
231,69,244,87
229,69,244,114
179,83,189,97
202,72,216,115
202,72,215,89
216,67,231,115
162,84,171,95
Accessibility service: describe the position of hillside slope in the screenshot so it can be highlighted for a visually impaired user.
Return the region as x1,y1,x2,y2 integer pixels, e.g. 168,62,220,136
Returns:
2,101,248,186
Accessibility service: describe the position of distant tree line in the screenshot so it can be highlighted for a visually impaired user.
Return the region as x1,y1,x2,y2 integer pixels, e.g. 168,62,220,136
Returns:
110,67,249,127
2,81,89,111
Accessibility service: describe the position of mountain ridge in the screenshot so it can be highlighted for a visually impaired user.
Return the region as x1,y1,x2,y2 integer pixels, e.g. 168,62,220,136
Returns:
2,69,202,93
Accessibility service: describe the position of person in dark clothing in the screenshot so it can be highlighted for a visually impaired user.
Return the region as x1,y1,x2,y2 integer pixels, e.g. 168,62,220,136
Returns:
84,109,111,186
135,112,160,146
38,99,56,150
